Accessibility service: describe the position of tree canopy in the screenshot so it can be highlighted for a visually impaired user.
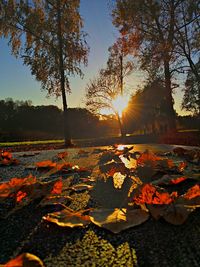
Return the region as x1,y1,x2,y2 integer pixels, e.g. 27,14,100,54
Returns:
112,0,200,130
0,0,89,145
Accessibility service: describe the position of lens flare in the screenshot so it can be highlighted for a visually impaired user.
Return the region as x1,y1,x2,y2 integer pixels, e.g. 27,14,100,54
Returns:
112,95,129,117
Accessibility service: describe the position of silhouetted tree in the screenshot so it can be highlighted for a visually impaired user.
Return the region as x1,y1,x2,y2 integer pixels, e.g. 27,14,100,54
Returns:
182,60,200,117
112,0,199,131
85,41,133,138
0,0,89,146
126,78,168,134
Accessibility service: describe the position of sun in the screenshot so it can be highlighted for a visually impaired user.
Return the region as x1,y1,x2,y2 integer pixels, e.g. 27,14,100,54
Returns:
112,95,129,117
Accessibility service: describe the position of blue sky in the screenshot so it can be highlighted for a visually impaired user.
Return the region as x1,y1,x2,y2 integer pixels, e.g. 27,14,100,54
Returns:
0,0,187,115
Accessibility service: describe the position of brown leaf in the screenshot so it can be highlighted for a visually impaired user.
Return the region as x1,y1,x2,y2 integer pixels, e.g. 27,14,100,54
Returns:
163,204,193,225
90,176,133,208
43,207,91,228
89,208,149,233
71,183,93,192
3,252,44,267
39,195,72,207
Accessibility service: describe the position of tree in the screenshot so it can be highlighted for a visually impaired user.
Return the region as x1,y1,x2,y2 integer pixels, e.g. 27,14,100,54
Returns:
173,0,200,80
126,77,168,135
0,0,88,146
85,41,133,138
182,60,200,116
112,0,199,131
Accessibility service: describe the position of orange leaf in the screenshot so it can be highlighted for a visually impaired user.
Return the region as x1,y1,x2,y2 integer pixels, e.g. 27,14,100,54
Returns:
178,162,187,172
137,151,161,166
170,176,187,185
16,191,27,202
36,160,57,169
184,184,200,200
1,151,12,160
51,180,63,194
4,253,44,267
133,184,177,205
0,176,36,198
57,151,68,159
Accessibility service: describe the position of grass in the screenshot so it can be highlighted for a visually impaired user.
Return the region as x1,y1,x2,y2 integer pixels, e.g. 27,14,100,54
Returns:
0,139,64,147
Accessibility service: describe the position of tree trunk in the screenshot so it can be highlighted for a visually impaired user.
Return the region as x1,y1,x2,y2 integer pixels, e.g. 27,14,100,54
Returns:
116,112,125,138
164,60,176,132
57,0,72,146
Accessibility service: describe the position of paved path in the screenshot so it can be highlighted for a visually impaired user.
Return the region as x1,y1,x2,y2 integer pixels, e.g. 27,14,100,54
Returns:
0,144,200,267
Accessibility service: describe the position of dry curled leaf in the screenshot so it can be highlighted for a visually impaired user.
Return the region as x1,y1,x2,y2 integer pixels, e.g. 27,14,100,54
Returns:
0,175,36,199
57,151,68,159
0,150,19,166
152,174,187,186
51,179,63,194
132,184,178,205
3,252,44,267
35,160,57,169
89,208,149,233
137,150,161,167
71,183,93,192
43,207,91,228
39,195,72,207
90,176,133,208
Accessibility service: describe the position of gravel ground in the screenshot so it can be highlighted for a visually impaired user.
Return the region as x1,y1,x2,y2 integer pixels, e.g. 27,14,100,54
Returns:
0,144,200,266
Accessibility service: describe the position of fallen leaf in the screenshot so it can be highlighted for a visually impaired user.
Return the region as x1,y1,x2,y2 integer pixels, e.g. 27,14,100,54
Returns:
51,179,63,194
16,191,27,202
100,161,129,177
39,195,72,207
137,150,161,167
3,252,44,267
57,151,68,159
132,184,178,205
89,208,149,233
36,160,57,169
43,207,91,228
0,175,36,199
183,184,200,200
152,174,187,186
90,176,133,208
0,151,19,166
71,183,93,192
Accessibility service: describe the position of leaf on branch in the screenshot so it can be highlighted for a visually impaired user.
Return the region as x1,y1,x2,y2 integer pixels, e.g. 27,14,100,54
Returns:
43,207,91,228
3,252,44,267
89,208,149,233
